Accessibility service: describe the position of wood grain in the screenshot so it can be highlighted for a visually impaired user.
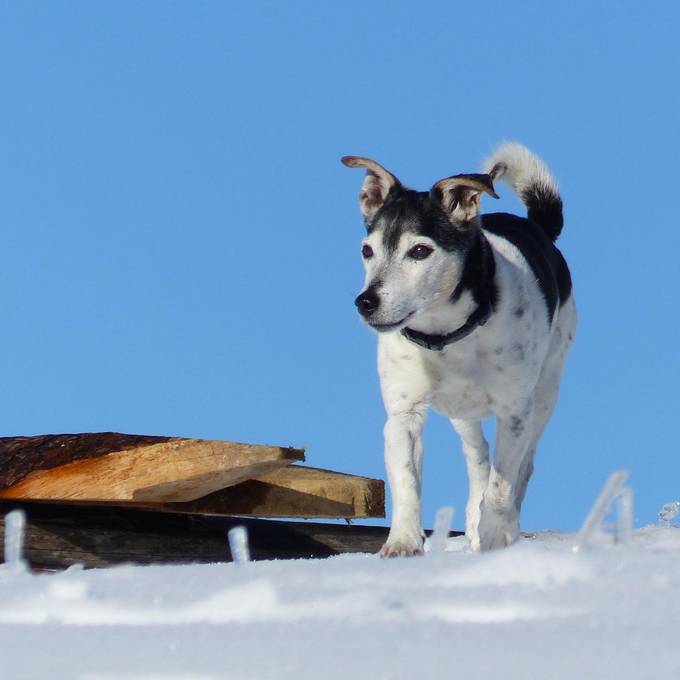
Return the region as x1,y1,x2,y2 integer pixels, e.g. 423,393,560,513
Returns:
0,433,304,503
142,465,385,518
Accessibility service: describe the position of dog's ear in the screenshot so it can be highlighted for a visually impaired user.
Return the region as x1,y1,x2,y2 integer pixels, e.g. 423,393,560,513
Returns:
341,156,403,220
431,173,499,224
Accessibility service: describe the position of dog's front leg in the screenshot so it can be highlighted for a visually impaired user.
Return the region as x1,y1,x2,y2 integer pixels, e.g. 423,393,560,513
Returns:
380,409,427,557
477,400,535,551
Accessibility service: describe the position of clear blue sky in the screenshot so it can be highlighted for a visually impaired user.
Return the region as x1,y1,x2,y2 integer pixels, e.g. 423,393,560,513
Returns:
1,1,678,531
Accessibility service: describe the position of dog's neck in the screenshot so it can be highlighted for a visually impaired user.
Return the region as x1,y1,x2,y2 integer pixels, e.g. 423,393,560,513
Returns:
402,232,497,351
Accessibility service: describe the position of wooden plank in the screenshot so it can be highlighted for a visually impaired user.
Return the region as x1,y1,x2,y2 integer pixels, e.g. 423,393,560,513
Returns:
143,465,385,519
0,433,304,503
0,501,463,568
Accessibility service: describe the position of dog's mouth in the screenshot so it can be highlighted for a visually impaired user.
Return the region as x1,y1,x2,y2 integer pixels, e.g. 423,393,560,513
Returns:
369,312,414,333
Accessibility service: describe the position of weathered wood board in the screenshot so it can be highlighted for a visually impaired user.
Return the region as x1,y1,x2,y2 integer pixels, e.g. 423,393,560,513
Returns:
0,433,304,503
144,465,385,518
0,501,462,569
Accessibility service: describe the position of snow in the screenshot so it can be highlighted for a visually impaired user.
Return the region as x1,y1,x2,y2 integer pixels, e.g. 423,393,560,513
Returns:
2,527,680,679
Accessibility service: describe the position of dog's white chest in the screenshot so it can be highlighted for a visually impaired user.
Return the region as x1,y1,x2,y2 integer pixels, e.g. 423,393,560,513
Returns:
426,349,496,419
378,335,500,420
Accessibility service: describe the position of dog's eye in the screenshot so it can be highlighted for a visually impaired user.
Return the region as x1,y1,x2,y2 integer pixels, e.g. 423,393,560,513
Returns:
407,245,433,260
361,244,374,259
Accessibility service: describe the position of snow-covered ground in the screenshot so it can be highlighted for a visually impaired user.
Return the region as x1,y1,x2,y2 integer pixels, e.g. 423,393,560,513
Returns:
2,526,680,680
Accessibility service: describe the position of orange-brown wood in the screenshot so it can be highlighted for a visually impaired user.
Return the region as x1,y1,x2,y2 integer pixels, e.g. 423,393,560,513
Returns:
0,434,304,503
142,464,385,518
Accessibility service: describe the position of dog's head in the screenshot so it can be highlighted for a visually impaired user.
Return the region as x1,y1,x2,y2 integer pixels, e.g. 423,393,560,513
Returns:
342,156,498,332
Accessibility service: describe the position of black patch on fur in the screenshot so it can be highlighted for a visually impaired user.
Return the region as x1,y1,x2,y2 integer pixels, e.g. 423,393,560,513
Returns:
481,212,572,320
367,190,470,254
450,229,499,312
520,185,564,242
509,416,525,437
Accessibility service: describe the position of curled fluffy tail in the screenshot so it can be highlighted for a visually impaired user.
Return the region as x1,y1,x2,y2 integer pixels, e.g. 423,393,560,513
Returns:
483,142,564,241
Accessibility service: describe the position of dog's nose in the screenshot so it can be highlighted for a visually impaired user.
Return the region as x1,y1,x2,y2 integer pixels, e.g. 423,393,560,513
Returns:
355,290,380,317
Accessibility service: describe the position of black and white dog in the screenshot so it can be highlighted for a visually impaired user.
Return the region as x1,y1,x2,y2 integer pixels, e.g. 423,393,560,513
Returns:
342,143,575,555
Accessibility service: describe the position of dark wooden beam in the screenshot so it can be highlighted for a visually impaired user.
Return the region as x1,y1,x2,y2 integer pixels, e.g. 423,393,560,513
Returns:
0,501,462,570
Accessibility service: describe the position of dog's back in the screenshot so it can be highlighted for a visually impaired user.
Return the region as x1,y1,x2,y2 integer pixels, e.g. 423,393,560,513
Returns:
482,212,572,322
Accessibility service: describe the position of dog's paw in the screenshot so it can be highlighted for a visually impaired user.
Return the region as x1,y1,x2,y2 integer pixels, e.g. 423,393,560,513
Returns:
379,530,424,558
478,525,516,552
476,508,519,552
380,540,424,558
466,530,481,553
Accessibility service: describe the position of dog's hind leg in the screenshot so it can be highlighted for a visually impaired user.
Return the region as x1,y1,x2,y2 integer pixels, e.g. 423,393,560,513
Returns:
477,398,536,551
514,445,537,514
516,301,577,511
515,340,574,510
451,418,490,551
514,372,560,512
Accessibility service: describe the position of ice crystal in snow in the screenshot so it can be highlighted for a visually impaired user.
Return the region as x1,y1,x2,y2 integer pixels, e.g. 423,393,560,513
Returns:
617,487,634,545
575,469,631,550
227,526,251,563
2,509,27,573
658,500,680,525
425,506,454,553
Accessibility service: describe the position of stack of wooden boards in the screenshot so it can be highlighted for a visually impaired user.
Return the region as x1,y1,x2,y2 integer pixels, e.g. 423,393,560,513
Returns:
0,433,397,569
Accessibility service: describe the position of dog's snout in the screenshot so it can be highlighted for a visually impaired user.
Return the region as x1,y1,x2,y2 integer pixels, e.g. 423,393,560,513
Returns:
355,289,381,317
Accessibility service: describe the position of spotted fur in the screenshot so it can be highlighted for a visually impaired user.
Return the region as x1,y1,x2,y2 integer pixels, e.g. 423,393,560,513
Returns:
343,143,576,554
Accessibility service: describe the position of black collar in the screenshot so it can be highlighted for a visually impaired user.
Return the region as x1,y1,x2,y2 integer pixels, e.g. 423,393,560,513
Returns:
401,232,497,352
401,298,492,351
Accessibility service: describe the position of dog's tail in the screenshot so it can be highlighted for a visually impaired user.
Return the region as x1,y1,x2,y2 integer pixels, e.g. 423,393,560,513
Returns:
483,142,563,241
